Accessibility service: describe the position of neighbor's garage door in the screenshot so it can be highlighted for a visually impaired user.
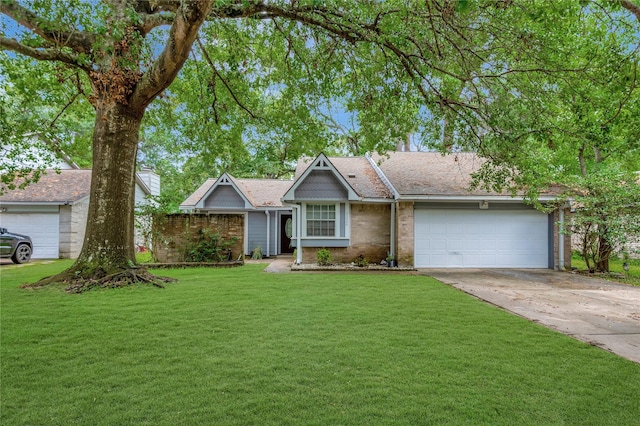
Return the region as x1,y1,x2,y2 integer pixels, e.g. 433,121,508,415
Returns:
414,208,549,268
0,213,60,259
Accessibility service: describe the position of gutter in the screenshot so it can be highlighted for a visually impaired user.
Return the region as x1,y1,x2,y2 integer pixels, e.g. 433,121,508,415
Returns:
558,207,565,270
396,195,559,202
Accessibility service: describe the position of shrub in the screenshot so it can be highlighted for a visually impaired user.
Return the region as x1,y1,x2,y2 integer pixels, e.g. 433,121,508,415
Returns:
183,228,238,262
316,248,333,266
251,245,263,260
354,254,368,267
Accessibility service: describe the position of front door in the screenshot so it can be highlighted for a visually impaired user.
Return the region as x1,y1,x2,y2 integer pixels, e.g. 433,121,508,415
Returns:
280,214,294,253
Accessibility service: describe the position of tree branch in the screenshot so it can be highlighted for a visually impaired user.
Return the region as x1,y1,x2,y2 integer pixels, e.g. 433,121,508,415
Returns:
0,0,95,54
138,12,175,35
131,1,214,110
195,36,258,119
619,0,640,23
0,36,85,69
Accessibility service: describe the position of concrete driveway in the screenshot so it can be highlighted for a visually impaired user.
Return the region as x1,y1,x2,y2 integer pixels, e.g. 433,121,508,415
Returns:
424,269,640,364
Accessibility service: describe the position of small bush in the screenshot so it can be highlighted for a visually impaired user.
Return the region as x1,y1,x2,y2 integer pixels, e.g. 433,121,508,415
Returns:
183,228,238,262
316,248,333,266
251,245,263,260
354,254,368,267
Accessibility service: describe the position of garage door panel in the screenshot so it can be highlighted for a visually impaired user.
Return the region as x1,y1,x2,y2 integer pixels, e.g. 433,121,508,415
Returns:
415,208,549,268
447,239,463,251
0,213,59,259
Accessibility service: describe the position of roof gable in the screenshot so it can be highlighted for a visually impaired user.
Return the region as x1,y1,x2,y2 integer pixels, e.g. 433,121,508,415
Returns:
194,173,254,210
283,154,361,202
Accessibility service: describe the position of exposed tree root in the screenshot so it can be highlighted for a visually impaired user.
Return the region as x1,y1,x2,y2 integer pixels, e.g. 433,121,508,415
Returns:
21,268,177,293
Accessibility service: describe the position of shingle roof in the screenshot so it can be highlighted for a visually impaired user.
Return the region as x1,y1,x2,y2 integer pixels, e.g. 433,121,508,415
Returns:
236,179,294,208
180,178,216,208
180,175,293,209
373,152,493,196
295,156,393,199
374,152,563,197
0,169,92,204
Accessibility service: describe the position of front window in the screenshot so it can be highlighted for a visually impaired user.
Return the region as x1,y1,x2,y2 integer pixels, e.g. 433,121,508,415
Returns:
306,204,336,236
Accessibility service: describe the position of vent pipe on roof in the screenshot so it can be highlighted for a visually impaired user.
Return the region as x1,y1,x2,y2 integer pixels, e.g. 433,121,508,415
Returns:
396,133,412,152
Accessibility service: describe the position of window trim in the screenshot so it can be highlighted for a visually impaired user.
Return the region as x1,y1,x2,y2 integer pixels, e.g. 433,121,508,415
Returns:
302,202,341,238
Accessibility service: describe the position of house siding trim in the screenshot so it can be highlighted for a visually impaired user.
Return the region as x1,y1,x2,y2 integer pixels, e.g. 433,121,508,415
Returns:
282,154,360,202
195,173,253,210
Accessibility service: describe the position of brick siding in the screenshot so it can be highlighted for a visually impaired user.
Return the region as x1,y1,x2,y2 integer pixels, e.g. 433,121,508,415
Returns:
153,213,244,263
396,201,414,267
301,203,391,264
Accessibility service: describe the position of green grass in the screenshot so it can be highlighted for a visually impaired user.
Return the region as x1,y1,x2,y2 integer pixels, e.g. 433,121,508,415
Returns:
2,262,639,425
571,252,640,286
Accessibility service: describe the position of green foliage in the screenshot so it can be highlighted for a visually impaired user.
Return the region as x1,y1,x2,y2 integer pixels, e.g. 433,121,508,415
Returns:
251,245,263,260
183,228,237,263
135,251,154,264
316,248,333,266
564,167,640,272
4,0,640,275
354,254,369,267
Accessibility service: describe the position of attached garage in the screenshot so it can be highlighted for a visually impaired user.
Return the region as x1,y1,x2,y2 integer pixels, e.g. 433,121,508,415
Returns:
0,209,60,259
414,205,550,268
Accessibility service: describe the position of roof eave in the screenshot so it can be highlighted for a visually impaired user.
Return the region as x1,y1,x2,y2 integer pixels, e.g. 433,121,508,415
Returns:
396,194,558,202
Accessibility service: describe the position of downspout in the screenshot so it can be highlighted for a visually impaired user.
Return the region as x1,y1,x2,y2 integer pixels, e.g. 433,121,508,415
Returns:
293,205,302,264
390,202,396,260
265,210,270,258
558,207,565,270
366,152,400,263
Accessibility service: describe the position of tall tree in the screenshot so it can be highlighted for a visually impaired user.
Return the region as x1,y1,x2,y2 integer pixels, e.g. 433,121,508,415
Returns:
3,1,635,287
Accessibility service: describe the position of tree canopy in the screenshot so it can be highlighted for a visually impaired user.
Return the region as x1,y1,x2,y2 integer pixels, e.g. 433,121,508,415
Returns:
2,0,640,286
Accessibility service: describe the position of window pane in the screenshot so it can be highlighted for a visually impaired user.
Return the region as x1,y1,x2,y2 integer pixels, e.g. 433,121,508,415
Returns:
306,204,336,237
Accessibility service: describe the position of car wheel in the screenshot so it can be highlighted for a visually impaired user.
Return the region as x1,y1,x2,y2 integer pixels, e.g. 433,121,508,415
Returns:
11,244,32,264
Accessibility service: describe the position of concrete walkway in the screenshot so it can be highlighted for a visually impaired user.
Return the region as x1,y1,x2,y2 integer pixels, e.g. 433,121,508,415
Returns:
424,269,640,364
249,257,293,273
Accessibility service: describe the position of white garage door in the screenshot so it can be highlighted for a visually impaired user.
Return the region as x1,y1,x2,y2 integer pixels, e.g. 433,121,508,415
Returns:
414,208,549,268
0,213,60,259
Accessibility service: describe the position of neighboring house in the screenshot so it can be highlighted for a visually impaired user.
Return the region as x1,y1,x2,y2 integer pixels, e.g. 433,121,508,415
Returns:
180,173,294,257
0,169,160,259
183,152,571,269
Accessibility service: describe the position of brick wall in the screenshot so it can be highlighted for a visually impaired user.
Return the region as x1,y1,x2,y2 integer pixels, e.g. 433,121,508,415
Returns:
301,203,391,264
153,213,244,263
396,201,414,267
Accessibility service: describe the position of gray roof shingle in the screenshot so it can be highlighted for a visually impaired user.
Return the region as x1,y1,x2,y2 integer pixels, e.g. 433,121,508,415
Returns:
0,169,92,204
180,175,294,209
373,152,492,196
295,156,393,199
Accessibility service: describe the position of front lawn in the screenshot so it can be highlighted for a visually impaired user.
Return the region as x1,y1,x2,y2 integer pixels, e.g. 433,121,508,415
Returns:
1,262,639,425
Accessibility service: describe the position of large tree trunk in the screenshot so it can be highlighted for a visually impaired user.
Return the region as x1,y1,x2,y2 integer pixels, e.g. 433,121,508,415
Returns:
28,103,174,292
74,103,141,274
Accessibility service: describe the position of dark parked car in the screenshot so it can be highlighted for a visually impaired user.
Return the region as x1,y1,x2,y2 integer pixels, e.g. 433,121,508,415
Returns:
0,227,33,264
